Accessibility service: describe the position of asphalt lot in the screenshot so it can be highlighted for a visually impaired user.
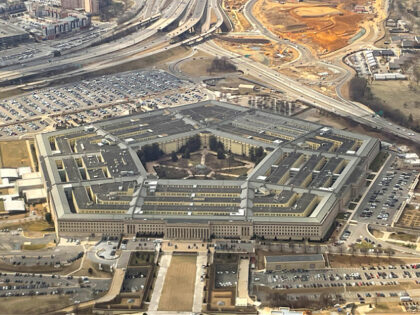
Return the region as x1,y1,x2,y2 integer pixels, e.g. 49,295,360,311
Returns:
123,237,157,252
215,263,237,288
0,271,110,302
121,268,148,293
0,70,206,137
251,263,420,303
353,161,418,226
0,240,84,268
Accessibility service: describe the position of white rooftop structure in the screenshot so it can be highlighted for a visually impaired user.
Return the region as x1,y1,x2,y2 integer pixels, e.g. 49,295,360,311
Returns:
4,199,25,212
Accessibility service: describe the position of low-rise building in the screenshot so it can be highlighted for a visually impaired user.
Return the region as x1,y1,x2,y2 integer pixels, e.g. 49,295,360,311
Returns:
0,20,29,47
265,254,325,271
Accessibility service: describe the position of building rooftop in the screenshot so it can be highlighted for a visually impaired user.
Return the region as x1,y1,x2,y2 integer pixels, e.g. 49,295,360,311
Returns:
36,99,379,225
265,254,325,263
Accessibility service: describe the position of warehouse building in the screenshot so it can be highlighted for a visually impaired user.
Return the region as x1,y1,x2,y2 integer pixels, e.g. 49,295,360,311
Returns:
0,20,29,47
265,254,325,271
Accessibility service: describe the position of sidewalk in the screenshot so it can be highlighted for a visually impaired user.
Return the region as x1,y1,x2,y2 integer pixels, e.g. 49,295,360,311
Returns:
149,253,172,311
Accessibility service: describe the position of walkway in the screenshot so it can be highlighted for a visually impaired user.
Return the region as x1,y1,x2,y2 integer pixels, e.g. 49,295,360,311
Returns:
193,252,207,313
149,253,172,311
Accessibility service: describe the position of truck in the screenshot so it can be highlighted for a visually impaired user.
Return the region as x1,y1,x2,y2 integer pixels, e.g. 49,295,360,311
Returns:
400,296,412,302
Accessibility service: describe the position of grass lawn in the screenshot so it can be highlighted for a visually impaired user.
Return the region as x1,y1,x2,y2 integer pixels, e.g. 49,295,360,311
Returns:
370,80,420,121
21,242,55,250
370,228,384,238
160,153,201,168
129,252,155,266
4,220,54,233
154,166,189,179
0,295,73,314
206,153,245,169
328,254,420,268
158,255,197,311
369,151,389,172
389,232,417,243
73,258,112,278
0,140,32,168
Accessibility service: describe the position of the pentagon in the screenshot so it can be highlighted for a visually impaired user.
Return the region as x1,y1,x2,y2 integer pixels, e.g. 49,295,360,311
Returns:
36,101,379,240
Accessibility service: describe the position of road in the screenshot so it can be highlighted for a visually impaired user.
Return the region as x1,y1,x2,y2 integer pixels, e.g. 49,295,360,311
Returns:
198,40,420,144
0,0,205,85
243,0,312,65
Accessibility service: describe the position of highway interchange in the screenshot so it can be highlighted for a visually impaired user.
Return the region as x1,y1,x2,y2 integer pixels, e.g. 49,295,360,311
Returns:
0,0,419,146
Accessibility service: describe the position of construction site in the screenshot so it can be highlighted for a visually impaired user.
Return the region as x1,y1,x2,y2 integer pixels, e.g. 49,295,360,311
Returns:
253,0,376,55
214,37,299,68
222,0,252,32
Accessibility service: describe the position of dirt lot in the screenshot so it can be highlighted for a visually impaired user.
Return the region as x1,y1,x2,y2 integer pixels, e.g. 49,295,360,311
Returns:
214,39,298,68
158,255,197,311
0,295,73,314
0,140,32,169
253,0,372,54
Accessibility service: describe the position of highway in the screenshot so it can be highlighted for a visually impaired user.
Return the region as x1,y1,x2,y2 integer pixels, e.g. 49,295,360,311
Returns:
0,0,225,93
1,0,418,145
0,0,197,85
167,0,207,38
198,41,420,144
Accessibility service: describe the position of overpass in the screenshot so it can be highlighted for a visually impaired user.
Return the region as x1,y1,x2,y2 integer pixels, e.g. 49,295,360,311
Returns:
150,0,192,32
0,0,197,86
198,41,420,145
167,0,208,38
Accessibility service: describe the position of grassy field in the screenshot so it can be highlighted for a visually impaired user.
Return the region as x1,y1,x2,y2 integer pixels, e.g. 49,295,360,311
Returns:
370,228,384,239
369,151,389,172
21,242,55,250
0,295,73,314
158,255,197,311
0,140,32,169
389,232,418,243
160,153,202,168
328,254,420,268
154,165,189,179
369,80,420,121
73,258,112,278
205,153,245,169
3,220,54,233
129,252,155,266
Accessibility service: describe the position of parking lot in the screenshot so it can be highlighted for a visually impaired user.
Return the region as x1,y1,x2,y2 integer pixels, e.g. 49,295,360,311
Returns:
251,263,420,302
215,263,237,288
354,167,418,226
123,237,157,252
0,271,110,303
0,70,208,137
121,268,148,293
1,249,84,268
0,25,111,67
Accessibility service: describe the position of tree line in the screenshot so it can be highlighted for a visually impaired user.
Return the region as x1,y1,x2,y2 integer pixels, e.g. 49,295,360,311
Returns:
349,77,420,132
